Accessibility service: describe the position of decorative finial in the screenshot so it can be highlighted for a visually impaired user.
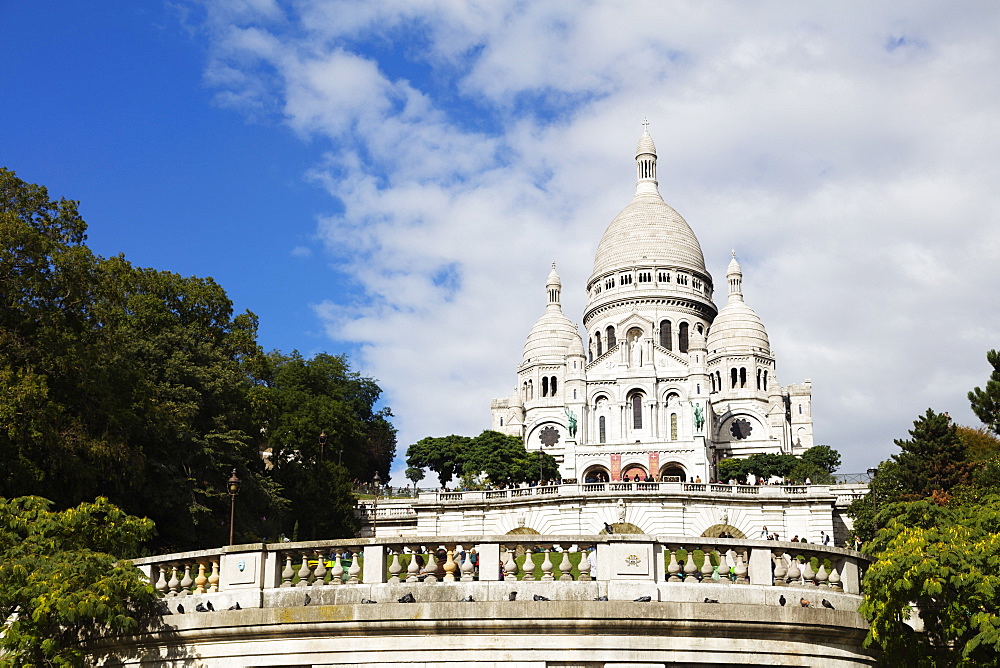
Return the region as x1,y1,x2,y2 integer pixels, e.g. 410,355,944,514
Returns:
731,249,736,258
642,118,650,132
552,261,556,269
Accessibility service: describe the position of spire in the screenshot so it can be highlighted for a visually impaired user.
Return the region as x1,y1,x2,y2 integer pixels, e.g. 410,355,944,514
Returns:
635,120,659,197
727,251,743,301
546,262,562,309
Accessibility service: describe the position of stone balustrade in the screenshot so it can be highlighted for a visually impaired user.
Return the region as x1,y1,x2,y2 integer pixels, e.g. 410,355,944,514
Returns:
133,535,866,610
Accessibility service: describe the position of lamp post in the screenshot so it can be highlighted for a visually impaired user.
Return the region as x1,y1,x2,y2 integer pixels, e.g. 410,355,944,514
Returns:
866,467,879,531
227,468,242,546
372,472,381,538
318,431,327,461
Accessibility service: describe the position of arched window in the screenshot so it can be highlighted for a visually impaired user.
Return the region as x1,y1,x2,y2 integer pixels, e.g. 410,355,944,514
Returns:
659,320,672,350
799,404,803,415
696,323,704,334
500,417,504,426
528,380,534,399
716,371,722,391
550,376,557,395
542,376,549,397
763,370,768,391
697,383,701,395
678,322,689,353
573,389,577,399
731,368,738,389
710,374,716,392
670,413,678,440
740,367,747,388
599,416,606,443
632,393,643,429
757,368,762,390
606,326,617,349
595,332,603,357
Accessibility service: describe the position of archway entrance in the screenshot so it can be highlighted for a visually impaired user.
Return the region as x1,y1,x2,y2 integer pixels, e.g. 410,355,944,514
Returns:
505,527,540,536
621,464,648,481
583,466,610,483
659,463,687,482
701,524,746,539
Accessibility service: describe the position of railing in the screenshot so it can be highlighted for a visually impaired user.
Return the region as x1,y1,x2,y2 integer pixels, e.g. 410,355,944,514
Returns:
133,535,867,609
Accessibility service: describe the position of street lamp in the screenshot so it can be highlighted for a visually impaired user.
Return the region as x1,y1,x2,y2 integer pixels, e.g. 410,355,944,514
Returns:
227,468,242,546
866,467,879,531
372,472,381,538
318,431,327,461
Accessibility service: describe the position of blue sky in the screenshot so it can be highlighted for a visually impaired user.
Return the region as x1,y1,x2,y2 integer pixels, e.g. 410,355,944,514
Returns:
4,1,1000,479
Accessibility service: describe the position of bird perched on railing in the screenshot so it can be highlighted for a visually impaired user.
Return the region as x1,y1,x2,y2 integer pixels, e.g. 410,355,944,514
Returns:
303,593,312,606
800,598,811,607
634,596,652,602
533,594,550,601
778,595,786,606
398,592,416,603
822,599,834,609
508,591,518,601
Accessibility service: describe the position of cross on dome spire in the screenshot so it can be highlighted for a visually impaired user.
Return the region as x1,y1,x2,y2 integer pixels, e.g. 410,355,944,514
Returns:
546,262,562,308
727,252,743,301
634,121,658,196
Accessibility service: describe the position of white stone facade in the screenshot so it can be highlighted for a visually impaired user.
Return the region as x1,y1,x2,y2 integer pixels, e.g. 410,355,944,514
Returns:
492,127,814,484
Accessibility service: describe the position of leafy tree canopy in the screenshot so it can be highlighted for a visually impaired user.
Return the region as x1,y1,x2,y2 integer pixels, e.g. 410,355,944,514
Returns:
406,431,558,487
717,447,839,484
0,496,159,667
969,348,1000,436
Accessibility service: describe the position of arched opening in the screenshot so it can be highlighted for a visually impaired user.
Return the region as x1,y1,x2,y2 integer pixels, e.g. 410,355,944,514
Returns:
757,368,762,390
541,376,549,397
701,524,747,539
599,415,606,443
740,367,747,388
678,322,689,353
659,463,687,482
629,392,643,429
550,376,557,395
670,413,678,440
595,332,603,357
763,370,768,391
731,368,738,389
599,522,644,535
588,338,593,363
528,379,533,399
606,325,617,349
621,464,648,481
716,371,722,391
659,320,672,350
583,465,610,483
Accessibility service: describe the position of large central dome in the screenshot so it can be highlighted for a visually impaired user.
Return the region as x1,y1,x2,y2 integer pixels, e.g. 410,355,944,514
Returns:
590,129,708,280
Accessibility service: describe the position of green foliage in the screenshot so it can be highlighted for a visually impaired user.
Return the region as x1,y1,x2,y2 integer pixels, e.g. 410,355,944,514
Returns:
800,444,841,473
405,467,425,486
0,496,159,667
0,168,395,550
406,431,558,486
716,458,744,483
969,349,1000,436
860,497,1000,665
717,446,840,484
892,409,972,502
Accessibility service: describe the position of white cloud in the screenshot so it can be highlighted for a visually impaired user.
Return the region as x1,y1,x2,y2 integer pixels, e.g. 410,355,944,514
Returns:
197,0,1000,479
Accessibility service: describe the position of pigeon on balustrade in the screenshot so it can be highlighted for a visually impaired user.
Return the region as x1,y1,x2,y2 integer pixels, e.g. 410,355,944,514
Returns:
508,591,518,601
461,595,474,602
227,602,241,610
800,598,811,607
778,595,786,607
176,603,184,614
195,603,209,612
594,595,608,601
634,596,652,602
533,594,550,601
398,592,416,603
206,601,215,611
703,598,719,604
822,599,834,609
361,599,377,604
303,593,312,606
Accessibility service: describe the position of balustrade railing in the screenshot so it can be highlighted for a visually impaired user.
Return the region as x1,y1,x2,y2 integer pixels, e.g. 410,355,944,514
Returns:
134,535,866,606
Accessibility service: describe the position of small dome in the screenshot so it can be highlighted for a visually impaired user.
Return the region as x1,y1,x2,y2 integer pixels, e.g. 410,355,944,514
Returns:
706,254,770,354
568,327,586,357
523,310,582,363
636,129,656,156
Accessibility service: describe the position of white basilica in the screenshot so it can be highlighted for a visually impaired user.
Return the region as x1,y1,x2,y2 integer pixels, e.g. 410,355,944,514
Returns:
491,127,815,485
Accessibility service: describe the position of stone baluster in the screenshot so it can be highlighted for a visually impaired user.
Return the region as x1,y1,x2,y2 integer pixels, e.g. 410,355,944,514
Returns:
313,550,328,586
155,565,169,597
699,546,715,583
827,560,843,591
577,548,592,581
422,547,438,583
167,565,181,596
330,550,345,585
540,546,554,581
443,547,457,582
683,548,699,583
716,549,732,584
801,556,816,586
772,552,787,586
785,555,801,586
194,562,208,594
665,546,681,582
734,550,749,585
280,554,295,588
347,551,362,584
208,560,220,593
503,548,519,581
179,563,194,596
816,561,829,588
522,546,536,581
388,548,403,583
406,546,421,583
296,552,314,587
557,546,573,581
460,548,475,582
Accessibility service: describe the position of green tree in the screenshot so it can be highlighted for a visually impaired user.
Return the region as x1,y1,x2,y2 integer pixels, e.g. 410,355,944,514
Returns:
892,409,973,502
861,497,1000,664
0,496,160,667
716,458,744,483
405,467,425,490
800,445,841,473
406,431,558,487
406,435,470,485
969,349,1000,436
